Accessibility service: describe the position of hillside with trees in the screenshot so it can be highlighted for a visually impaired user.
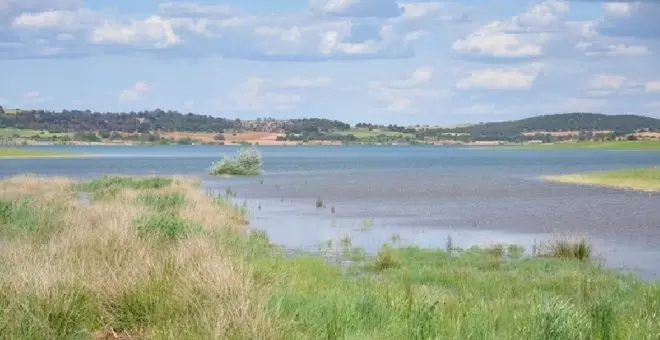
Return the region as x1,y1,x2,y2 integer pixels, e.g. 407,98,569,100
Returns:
417,113,660,142
1,110,659,144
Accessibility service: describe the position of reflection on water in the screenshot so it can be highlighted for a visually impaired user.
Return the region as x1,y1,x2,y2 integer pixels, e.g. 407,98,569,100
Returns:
2,145,660,279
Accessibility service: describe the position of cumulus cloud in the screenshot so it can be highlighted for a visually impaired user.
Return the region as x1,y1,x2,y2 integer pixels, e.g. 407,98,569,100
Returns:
1,0,469,61
91,16,181,48
309,0,403,18
452,0,569,59
598,2,660,38
646,81,660,93
119,82,152,102
456,63,544,90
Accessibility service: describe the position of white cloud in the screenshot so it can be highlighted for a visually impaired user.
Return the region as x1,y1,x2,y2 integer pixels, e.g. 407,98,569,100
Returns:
369,66,447,112
279,77,332,89
452,21,545,58
603,2,635,17
90,16,181,48
576,41,649,57
456,63,544,90
309,0,403,18
588,74,627,90
399,2,444,20
12,9,95,29
646,81,660,93
452,0,577,59
119,82,152,102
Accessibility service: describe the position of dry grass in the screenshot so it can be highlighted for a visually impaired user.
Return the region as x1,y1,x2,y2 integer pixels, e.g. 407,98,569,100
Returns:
0,176,281,339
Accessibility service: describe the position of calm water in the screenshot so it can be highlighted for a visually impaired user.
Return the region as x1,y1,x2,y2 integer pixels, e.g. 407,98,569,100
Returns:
2,145,660,278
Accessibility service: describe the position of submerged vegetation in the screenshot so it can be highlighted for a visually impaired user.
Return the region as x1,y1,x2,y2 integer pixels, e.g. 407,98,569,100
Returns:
209,147,263,176
543,167,660,192
0,175,658,339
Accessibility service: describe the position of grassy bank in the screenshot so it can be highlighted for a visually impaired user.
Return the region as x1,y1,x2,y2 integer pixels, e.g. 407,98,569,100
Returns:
1,176,658,339
0,148,81,158
506,140,660,151
543,167,660,192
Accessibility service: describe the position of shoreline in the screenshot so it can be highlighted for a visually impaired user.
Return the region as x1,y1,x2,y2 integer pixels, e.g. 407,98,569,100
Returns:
542,167,660,192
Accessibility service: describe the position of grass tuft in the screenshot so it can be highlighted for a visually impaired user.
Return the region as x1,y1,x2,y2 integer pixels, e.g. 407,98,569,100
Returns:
137,192,185,211
542,237,592,261
135,214,201,240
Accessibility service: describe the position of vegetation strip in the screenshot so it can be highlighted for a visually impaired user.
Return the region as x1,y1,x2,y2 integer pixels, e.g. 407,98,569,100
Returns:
543,167,660,192
504,140,660,151
0,148,82,158
0,175,658,339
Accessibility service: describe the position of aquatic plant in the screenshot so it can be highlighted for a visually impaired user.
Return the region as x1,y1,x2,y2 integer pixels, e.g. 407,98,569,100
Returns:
315,197,324,208
209,147,263,176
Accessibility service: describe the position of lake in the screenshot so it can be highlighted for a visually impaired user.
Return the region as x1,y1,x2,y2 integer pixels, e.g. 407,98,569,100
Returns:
2,145,660,279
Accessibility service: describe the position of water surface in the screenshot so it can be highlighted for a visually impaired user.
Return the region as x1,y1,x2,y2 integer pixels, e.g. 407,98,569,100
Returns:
2,145,659,278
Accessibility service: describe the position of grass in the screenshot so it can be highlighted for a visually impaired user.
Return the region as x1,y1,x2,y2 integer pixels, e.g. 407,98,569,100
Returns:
209,147,263,176
1,176,659,339
506,140,660,151
0,148,78,158
543,167,660,192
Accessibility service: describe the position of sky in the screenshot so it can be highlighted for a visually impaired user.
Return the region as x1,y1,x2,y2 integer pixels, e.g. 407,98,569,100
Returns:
0,0,659,125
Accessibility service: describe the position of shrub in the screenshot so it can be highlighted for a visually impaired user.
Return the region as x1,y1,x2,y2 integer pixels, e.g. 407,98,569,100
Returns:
209,147,263,176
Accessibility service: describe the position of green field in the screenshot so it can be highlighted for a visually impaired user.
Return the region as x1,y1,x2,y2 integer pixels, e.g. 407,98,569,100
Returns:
543,167,660,192
336,128,416,139
1,175,658,339
507,140,660,151
0,148,78,158
0,128,72,139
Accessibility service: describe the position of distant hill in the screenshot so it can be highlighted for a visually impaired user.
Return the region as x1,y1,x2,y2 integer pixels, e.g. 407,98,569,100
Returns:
436,113,660,140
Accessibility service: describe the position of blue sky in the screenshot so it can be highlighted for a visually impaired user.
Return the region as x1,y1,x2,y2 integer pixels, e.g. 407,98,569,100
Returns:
0,0,659,125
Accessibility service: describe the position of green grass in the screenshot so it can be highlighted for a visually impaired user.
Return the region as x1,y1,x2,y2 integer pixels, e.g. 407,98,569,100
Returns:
507,140,660,151
2,176,660,339
0,148,78,158
543,167,660,192
74,176,173,198
336,128,416,139
253,243,660,339
137,192,185,211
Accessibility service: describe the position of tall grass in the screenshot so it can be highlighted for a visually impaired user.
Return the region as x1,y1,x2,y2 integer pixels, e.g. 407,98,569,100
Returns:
209,147,263,176
1,176,659,339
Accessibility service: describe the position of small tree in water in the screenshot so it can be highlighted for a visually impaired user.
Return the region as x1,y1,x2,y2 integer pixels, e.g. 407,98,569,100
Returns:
209,147,263,176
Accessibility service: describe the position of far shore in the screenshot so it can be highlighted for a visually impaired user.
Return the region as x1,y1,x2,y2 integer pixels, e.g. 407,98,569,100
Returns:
542,167,660,192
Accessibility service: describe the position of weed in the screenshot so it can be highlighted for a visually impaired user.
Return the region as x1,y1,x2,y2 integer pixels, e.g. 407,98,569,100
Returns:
316,197,324,208
539,298,589,340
